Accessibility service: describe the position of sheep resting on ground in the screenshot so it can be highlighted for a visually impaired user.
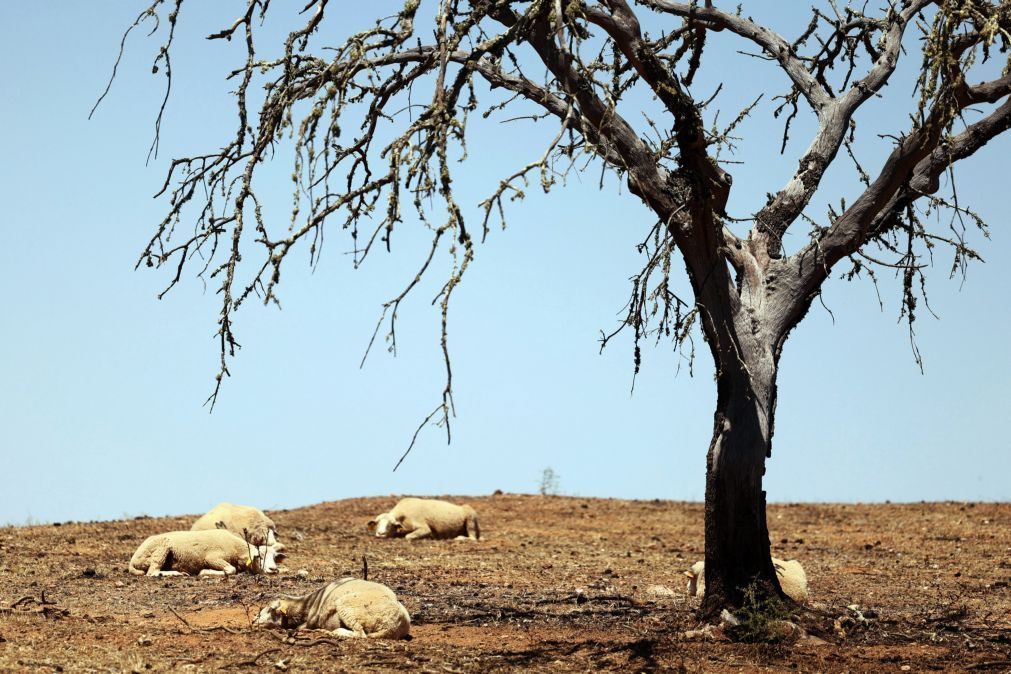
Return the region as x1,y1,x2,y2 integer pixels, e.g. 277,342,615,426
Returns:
129,529,279,577
686,558,809,603
254,578,410,639
191,502,279,548
367,497,480,540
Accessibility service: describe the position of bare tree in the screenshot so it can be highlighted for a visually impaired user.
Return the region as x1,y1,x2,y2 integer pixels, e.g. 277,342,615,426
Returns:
100,0,1011,617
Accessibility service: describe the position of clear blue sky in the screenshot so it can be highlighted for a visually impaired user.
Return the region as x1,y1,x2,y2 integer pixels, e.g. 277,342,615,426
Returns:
1,3,1008,525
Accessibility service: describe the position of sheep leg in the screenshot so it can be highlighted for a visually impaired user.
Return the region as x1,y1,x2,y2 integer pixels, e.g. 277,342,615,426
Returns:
335,605,368,638
200,556,238,577
454,518,479,541
404,526,432,540
145,546,171,576
466,514,480,540
330,628,360,638
155,570,187,577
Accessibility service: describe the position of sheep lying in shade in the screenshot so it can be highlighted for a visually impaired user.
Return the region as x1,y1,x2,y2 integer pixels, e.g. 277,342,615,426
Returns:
254,578,410,639
686,558,809,603
367,497,480,541
129,529,279,577
191,502,279,548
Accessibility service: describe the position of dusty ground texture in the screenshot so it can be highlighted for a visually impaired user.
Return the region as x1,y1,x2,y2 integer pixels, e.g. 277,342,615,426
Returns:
1,495,1009,673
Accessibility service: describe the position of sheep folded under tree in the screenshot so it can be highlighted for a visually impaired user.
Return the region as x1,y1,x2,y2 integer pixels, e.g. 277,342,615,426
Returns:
254,578,411,639
687,558,809,603
367,497,480,541
129,529,279,577
191,502,279,548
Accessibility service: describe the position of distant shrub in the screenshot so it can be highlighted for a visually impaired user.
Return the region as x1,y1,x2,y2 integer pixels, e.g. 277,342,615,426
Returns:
538,468,560,496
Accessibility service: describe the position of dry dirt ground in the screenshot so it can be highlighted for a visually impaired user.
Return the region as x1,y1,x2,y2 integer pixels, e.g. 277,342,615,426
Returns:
1,495,1009,673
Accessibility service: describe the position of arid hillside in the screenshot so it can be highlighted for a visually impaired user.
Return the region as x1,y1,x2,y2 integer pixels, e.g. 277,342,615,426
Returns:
1,495,1009,672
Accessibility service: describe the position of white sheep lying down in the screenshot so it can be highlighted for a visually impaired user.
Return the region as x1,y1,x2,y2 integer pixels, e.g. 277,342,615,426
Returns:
129,529,279,577
686,558,809,603
367,497,480,541
191,502,279,548
254,578,410,639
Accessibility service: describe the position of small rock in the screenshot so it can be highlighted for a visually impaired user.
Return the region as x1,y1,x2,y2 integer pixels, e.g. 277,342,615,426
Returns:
137,636,152,646
296,569,309,579
684,625,729,641
800,633,830,647
644,584,675,598
720,609,740,627
900,666,911,671
770,620,802,640
115,581,125,588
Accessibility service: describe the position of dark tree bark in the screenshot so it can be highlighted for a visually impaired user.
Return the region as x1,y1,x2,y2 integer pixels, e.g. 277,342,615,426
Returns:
703,371,781,615
701,326,782,614
684,229,789,615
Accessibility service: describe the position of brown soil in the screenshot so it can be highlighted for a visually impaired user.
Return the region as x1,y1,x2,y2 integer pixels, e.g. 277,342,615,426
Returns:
1,496,1009,672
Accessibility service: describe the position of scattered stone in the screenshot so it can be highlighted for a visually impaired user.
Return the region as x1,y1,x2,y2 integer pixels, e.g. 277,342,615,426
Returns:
799,632,830,647
720,609,740,627
137,636,152,646
684,625,729,641
769,620,803,640
644,584,675,598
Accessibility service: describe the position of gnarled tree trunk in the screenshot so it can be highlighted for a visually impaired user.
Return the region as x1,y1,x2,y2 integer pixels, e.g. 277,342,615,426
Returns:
700,343,784,617
687,236,791,619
